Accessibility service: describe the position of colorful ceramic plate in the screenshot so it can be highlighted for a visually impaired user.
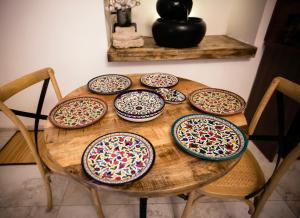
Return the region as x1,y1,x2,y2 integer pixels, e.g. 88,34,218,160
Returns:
189,88,246,116
140,73,179,88
82,132,155,185
155,88,186,104
116,110,164,122
49,96,107,129
114,89,165,119
171,114,248,161
87,74,132,95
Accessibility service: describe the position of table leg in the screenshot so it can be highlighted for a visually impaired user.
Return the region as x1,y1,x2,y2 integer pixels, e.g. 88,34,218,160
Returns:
140,198,148,218
90,188,105,218
181,191,196,218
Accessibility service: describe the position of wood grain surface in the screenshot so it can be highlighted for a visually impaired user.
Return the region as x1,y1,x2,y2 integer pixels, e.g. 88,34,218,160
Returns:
107,35,257,62
41,74,247,198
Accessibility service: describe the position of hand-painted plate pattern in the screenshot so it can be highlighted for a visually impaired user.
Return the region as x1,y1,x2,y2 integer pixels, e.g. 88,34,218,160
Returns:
114,89,165,117
189,88,246,116
171,114,248,161
88,74,132,95
140,73,179,88
155,88,186,104
116,110,163,122
49,96,107,129
82,132,155,185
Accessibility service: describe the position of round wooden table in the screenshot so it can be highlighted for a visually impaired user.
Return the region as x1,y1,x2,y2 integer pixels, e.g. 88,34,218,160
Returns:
41,74,247,217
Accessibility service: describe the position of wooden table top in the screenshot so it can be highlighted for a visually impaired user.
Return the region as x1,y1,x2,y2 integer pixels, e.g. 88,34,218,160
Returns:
42,74,247,198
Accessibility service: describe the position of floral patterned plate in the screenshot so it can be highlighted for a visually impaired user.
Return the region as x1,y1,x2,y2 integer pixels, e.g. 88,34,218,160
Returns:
116,110,164,122
87,74,132,95
189,88,246,116
155,88,186,104
49,96,107,129
171,114,248,161
140,73,179,88
82,132,155,185
114,89,165,122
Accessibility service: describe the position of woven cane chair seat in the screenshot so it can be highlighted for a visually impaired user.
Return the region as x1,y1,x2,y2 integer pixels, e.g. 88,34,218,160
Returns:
200,150,265,197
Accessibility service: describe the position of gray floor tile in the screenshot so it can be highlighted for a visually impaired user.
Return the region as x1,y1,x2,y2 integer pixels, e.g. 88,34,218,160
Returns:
99,190,139,205
173,201,250,218
27,206,60,218
286,201,300,217
61,178,140,205
57,205,98,218
0,166,68,207
103,204,139,218
0,206,31,218
174,201,296,218
276,161,300,201
61,179,93,206
57,205,141,218
57,204,176,218
147,203,176,218
259,201,296,218
148,196,185,204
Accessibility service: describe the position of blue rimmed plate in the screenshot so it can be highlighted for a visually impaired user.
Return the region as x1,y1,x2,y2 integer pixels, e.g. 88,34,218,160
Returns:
114,89,165,122
171,114,248,161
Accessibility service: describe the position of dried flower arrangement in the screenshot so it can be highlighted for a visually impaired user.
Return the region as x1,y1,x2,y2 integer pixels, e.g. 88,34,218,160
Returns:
107,0,141,12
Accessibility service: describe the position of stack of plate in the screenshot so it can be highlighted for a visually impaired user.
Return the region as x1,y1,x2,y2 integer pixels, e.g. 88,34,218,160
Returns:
114,89,165,122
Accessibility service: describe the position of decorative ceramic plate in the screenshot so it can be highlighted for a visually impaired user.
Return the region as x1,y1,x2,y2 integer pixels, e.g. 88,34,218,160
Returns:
171,114,248,161
114,89,165,118
155,88,186,104
87,74,132,95
82,132,155,185
140,73,179,88
116,110,164,122
189,88,246,116
49,96,107,129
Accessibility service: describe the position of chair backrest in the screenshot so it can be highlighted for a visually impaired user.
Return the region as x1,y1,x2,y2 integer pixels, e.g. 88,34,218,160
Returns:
0,68,62,174
247,77,300,216
248,76,300,135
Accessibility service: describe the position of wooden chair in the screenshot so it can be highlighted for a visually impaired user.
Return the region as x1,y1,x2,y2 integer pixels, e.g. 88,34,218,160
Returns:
181,76,300,218
0,68,104,217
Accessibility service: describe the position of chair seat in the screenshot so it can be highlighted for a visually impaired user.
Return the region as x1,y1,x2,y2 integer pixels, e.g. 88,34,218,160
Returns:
200,150,265,198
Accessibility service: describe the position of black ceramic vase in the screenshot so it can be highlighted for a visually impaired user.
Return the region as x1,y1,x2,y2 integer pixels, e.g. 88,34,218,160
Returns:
153,17,206,48
152,0,206,48
116,8,132,27
156,0,193,20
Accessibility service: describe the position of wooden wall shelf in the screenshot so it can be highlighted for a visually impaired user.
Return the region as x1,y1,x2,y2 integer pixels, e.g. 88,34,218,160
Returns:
107,35,257,62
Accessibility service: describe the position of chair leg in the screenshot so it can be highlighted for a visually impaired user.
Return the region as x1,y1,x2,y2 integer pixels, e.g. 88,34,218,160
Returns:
251,195,265,218
90,188,105,218
43,174,53,211
241,198,255,215
181,190,197,218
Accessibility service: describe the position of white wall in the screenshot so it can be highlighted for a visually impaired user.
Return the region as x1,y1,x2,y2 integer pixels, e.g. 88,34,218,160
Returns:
0,0,276,128
227,0,267,44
